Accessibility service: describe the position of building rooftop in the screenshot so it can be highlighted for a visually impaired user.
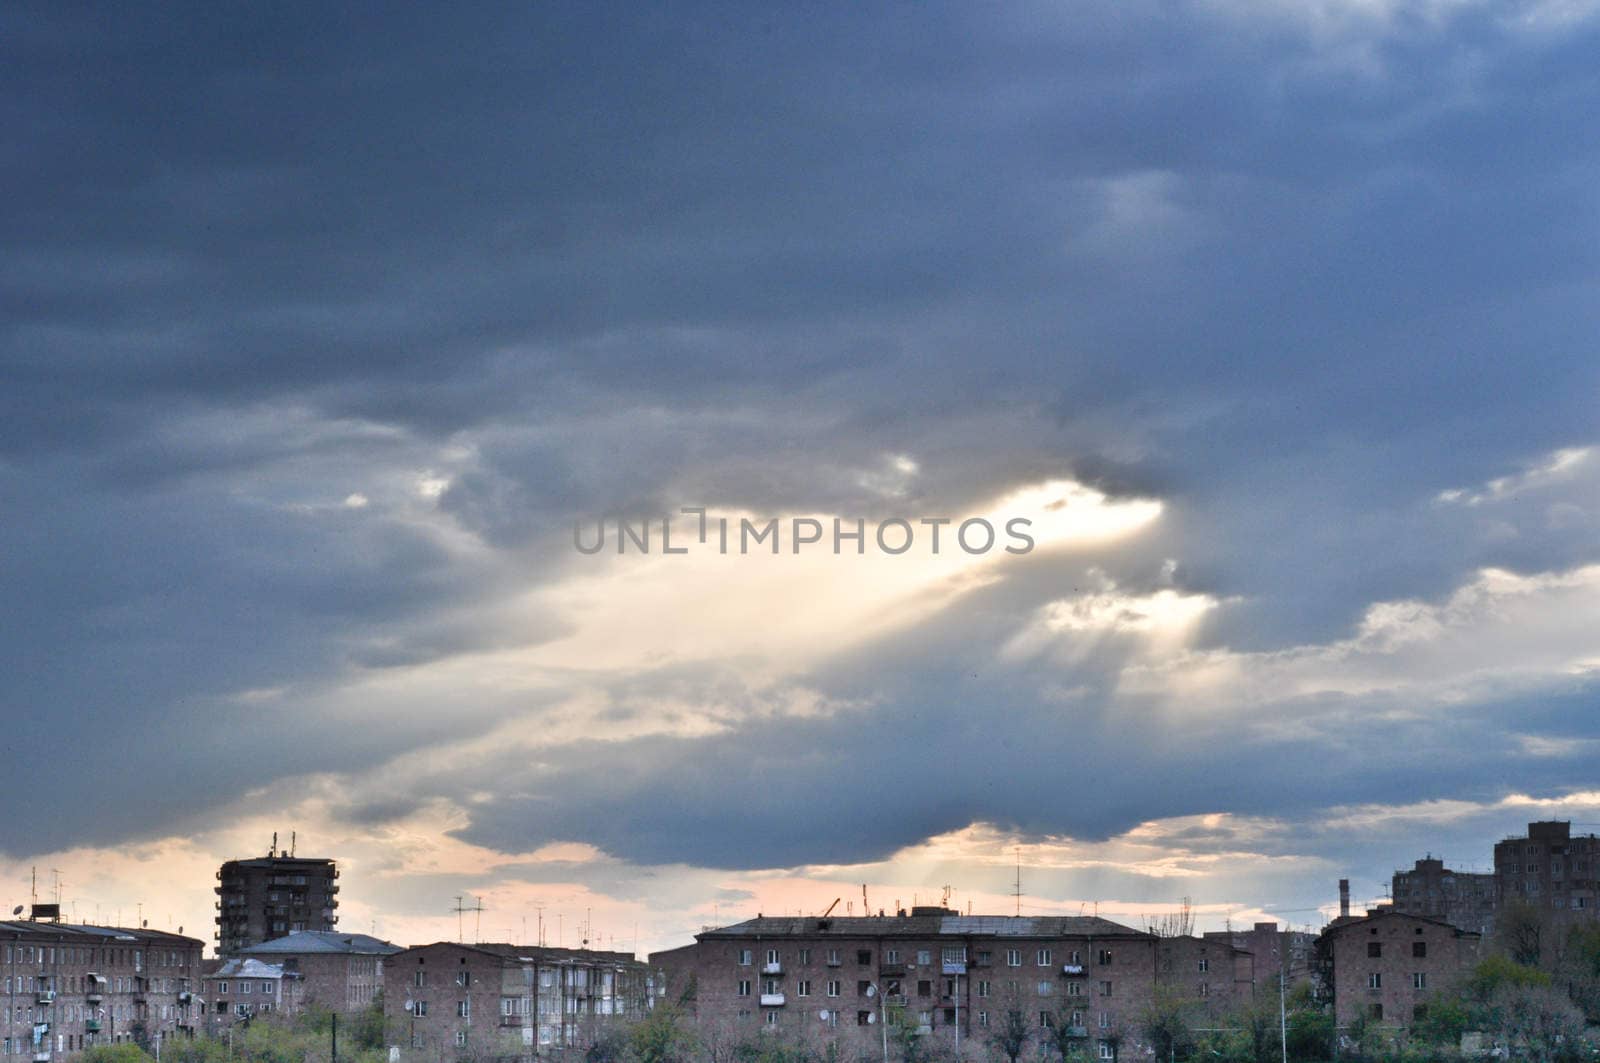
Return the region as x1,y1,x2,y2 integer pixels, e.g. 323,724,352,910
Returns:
0,921,204,946
210,957,288,980
697,914,1153,940
242,930,400,955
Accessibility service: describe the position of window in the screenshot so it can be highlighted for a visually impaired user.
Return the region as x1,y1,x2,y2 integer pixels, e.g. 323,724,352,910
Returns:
241,983,251,995
976,949,992,966
1069,950,1081,965
1096,949,1112,966
797,980,812,997
978,1011,989,1027
1067,981,1082,997
1037,949,1051,966
261,981,273,993
1412,941,1426,958
1369,1003,1383,1020
413,971,426,988
737,981,751,997
857,1011,873,1026
827,949,840,966
456,971,470,987
763,979,780,995
917,980,931,997
857,950,873,966
1100,981,1113,997
1197,959,1209,973
977,980,991,997
915,950,930,965
1099,1012,1110,1029
765,1011,778,1026
1199,982,1209,998
1368,973,1382,990
1040,1011,1053,1028
1099,1042,1115,1060
798,949,811,965
767,949,780,965
1413,973,1426,990
217,982,229,995
414,1001,428,1016
738,950,752,966
455,1031,468,1048
1367,942,1382,958
457,1000,470,1018
1006,949,1022,967
826,980,840,997
885,949,900,965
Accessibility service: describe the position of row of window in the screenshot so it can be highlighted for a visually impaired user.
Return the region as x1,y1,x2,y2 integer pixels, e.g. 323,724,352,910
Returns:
1366,942,1427,958
736,947,1114,967
735,978,1118,999
1364,973,1428,989
1,945,190,968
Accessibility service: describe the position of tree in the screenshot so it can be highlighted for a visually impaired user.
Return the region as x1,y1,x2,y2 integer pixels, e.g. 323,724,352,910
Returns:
987,1007,1030,1063
1486,983,1588,1063
78,1047,153,1063
627,1004,701,1063
1043,1003,1092,1063
1137,987,1195,1063
1494,898,1547,968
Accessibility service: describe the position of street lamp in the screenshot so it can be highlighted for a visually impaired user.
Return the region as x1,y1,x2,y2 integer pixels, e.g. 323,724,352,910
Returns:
862,982,889,1063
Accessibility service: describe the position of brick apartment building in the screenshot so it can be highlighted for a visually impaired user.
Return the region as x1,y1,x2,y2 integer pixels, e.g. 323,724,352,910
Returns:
1494,821,1600,917
1,915,205,1060
202,957,301,1035
650,907,1230,1061
214,846,340,957
384,941,654,1061
240,930,400,1014
1318,909,1481,1031
1389,857,1495,936
1201,923,1316,994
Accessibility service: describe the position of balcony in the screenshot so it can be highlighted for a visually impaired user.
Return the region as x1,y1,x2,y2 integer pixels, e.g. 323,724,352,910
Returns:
761,962,782,975
86,1021,102,1033
879,964,905,977
36,991,55,1006
941,961,967,975
1061,965,1085,976
1064,1026,1089,1039
759,994,786,1007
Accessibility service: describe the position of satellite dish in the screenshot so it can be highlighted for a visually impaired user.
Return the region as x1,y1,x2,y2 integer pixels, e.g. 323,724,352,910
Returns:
10,906,21,916
864,985,877,998
818,1010,830,1022
867,1013,877,1025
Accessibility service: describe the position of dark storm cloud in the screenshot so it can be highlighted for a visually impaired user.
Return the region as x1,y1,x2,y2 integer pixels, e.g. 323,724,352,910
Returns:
4,0,1600,874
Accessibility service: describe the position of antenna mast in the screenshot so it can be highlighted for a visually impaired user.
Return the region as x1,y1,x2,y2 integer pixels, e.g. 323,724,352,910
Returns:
1013,848,1023,916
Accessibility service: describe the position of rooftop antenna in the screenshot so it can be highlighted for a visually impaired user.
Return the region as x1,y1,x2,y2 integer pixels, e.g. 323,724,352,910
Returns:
451,896,485,944
941,885,953,908
862,883,869,913
1013,848,1023,916
291,831,297,857
51,869,64,905
271,832,278,858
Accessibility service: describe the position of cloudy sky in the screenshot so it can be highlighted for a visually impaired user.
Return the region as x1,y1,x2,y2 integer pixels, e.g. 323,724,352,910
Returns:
6,0,1600,955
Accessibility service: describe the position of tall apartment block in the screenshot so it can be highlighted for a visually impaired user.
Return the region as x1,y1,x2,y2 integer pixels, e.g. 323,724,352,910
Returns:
214,838,339,957
1494,820,1600,917
1389,857,1495,935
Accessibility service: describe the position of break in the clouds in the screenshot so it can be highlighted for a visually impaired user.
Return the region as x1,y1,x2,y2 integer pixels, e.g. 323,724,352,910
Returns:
4,0,1600,947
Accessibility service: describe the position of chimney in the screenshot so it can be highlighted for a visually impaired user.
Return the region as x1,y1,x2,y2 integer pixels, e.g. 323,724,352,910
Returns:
1339,879,1350,919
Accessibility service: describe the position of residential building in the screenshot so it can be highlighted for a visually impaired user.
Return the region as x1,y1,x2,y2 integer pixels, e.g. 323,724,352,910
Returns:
1156,935,1252,1015
384,942,653,1060
1318,909,1480,1031
1,916,205,1060
202,957,301,1034
1390,857,1495,936
650,907,1160,1061
240,930,399,1014
1202,922,1317,994
214,845,340,957
1494,821,1600,919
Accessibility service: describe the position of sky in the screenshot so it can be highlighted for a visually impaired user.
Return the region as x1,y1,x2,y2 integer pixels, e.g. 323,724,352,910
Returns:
4,0,1600,958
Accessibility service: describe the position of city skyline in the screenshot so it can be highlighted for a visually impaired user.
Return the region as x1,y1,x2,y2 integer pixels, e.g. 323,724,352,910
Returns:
7,1,1600,967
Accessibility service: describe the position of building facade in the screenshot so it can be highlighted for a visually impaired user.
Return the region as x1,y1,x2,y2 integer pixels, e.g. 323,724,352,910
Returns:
214,850,340,957
202,957,301,1034
1390,857,1496,935
1,919,205,1060
240,930,399,1014
1493,821,1600,918
384,942,654,1061
1202,922,1316,995
1319,910,1480,1032
651,909,1163,1061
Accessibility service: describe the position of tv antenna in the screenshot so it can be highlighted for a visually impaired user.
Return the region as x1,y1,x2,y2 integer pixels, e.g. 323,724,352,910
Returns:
1013,848,1023,916
451,895,485,943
